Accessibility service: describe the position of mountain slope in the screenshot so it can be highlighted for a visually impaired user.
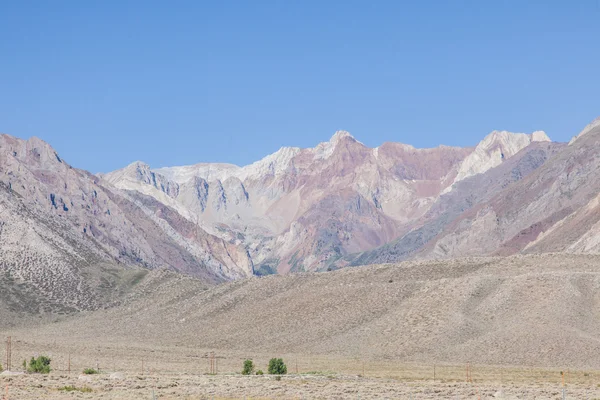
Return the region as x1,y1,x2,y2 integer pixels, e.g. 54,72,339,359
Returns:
340,140,566,266
18,254,600,368
105,129,551,272
421,121,600,258
0,134,255,322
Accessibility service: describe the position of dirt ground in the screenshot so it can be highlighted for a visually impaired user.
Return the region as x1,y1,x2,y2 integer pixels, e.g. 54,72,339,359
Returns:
5,255,600,398
1,370,599,399
1,342,599,400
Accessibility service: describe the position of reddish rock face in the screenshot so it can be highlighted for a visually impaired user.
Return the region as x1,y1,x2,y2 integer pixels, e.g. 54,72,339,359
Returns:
105,124,568,273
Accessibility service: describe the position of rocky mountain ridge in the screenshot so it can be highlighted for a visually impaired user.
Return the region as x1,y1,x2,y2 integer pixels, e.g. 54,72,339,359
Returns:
104,126,560,273
0,133,254,316
4,118,600,317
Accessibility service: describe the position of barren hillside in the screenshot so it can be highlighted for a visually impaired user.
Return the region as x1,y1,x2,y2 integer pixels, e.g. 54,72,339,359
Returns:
10,254,600,369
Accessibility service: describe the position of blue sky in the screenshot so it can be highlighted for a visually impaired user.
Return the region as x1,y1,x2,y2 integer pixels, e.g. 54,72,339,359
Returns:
1,1,599,172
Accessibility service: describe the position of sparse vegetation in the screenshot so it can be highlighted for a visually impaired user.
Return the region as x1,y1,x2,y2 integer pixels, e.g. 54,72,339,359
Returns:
83,368,99,375
59,386,93,393
256,370,264,375
268,358,287,375
27,356,51,374
241,359,254,375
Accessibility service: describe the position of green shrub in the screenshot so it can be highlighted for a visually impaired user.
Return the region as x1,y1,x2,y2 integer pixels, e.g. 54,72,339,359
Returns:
268,358,287,375
256,370,264,375
0,362,3,373
27,356,51,374
241,359,254,375
83,368,99,374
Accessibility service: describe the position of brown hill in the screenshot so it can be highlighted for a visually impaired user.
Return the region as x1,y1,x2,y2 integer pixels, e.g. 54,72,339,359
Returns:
9,254,600,369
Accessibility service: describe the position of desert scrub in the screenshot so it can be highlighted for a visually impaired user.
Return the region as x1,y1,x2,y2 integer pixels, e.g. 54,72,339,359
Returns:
268,358,287,375
27,356,51,374
83,368,99,374
256,370,264,375
241,359,254,375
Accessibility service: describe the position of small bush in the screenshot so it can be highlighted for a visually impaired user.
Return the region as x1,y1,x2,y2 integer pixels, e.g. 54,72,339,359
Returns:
241,360,254,375
83,368,99,375
0,362,3,373
27,356,51,374
256,370,264,375
268,358,287,375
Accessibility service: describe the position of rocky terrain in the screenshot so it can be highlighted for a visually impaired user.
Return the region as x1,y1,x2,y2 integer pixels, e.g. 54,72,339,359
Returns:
2,118,600,331
0,134,254,320
104,127,558,273
4,118,600,321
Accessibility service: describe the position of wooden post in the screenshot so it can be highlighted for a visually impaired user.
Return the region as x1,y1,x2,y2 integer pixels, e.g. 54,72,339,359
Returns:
296,359,298,374
433,364,436,382
5,337,11,372
466,362,472,383
141,359,144,375
68,354,71,375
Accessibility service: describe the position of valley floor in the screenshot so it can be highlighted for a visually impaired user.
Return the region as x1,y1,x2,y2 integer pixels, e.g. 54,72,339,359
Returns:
1,342,599,399
1,367,599,399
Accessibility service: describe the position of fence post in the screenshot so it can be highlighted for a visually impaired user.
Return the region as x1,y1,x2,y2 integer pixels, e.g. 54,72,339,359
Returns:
5,337,11,372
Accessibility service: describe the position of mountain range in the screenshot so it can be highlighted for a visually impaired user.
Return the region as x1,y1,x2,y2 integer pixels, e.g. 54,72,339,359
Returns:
1,117,600,315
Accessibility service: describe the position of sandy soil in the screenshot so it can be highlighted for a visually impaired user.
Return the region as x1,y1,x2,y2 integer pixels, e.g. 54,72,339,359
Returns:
2,371,598,399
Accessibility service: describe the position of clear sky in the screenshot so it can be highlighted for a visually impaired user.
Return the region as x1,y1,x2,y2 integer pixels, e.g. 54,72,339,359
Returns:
1,1,599,173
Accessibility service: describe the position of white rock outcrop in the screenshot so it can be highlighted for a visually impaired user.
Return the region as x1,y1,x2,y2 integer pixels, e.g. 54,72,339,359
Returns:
449,130,551,188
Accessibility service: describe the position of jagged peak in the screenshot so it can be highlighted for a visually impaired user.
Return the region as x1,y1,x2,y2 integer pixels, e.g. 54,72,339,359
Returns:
569,117,600,145
478,129,548,151
313,130,363,160
0,134,58,154
238,146,301,180
124,160,151,170
329,130,355,144
531,130,551,142
448,128,550,190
